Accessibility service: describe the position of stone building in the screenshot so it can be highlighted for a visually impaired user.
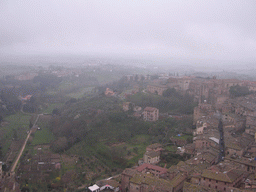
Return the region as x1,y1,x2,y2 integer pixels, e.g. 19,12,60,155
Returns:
143,107,159,121
200,169,244,191
143,151,160,165
129,173,173,192
121,163,188,192
193,103,214,124
147,84,168,96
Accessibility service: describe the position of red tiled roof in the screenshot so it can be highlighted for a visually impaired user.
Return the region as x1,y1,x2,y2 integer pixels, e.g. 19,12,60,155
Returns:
136,163,167,174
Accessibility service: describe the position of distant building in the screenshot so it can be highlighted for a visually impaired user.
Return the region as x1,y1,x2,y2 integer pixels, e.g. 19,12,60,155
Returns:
15,72,38,81
147,84,168,96
200,169,244,191
143,150,160,165
143,107,159,121
105,88,115,97
123,102,131,112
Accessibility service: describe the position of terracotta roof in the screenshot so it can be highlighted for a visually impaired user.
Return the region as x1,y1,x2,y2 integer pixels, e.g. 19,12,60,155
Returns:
136,163,167,175
183,182,218,192
144,150,160,158
202,169,244,183
122,168,137,176
144,107,158,112
226,157,256,167
169,173,187,187
130,173,173,191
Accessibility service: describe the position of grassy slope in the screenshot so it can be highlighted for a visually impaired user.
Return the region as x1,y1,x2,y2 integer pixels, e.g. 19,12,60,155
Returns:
42,103,64,114
67,87,94,99
2,113,31,156
31,122,54,145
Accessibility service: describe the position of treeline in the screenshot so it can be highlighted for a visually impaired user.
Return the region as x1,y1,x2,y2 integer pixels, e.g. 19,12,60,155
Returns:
127,89,197,114
0,89,22,116
48,96,192,154
229,85,252,97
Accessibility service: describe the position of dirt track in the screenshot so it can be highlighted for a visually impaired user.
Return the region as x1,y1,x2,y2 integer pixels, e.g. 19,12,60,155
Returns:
10,114,41,173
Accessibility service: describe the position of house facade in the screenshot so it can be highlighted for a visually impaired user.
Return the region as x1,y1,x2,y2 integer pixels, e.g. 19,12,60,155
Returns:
143,107,159,121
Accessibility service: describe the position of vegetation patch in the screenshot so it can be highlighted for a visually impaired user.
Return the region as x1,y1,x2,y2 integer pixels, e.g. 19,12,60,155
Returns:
42,103,64,114
31,123,55,145
2,113,31,156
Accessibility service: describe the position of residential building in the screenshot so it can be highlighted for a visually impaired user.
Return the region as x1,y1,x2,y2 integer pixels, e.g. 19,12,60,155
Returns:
200,169,244,191
143,151,160,165
147,84,168,96
143,107,159,121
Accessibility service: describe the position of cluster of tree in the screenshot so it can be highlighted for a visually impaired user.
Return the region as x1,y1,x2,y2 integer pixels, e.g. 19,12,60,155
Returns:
69,74,99,87
0,90,22,116
128,92,197,114
97,77,131,95
33,74,62,91
160,152,191,168
229,85,251,97
23,96,38,113
49,117,89,152
162,88,180,98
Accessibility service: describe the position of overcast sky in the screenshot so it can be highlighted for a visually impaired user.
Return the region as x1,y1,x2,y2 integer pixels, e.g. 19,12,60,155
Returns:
1,0,256,63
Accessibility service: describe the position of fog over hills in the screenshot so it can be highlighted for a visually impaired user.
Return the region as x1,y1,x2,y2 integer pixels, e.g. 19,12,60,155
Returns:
1,0,256,69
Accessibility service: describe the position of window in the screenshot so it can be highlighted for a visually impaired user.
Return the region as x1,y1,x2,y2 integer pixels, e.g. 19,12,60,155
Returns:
209,184,211,187
209,179,211,181
215,186,217,189
216,181,218,183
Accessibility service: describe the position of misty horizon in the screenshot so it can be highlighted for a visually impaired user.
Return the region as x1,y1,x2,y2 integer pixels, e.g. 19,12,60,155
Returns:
1,0,256,66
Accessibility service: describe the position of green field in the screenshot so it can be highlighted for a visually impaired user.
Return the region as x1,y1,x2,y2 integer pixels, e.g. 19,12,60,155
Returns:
31,123,55,145
2,113,31,156
66,134,150,169
67,87,94,99
42,103,64,114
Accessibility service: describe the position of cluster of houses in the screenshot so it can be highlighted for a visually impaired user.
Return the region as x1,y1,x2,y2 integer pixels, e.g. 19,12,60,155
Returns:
117,99,256,192
107,76,256,191
123,102,159,122
53,76,256,191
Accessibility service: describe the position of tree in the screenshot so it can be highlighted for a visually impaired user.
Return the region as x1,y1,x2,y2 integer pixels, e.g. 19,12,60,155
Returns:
133,147,138,154
52,108,60,115
229,85,250,97
50,137,68,152
13,129,18,140
163,88,179,97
